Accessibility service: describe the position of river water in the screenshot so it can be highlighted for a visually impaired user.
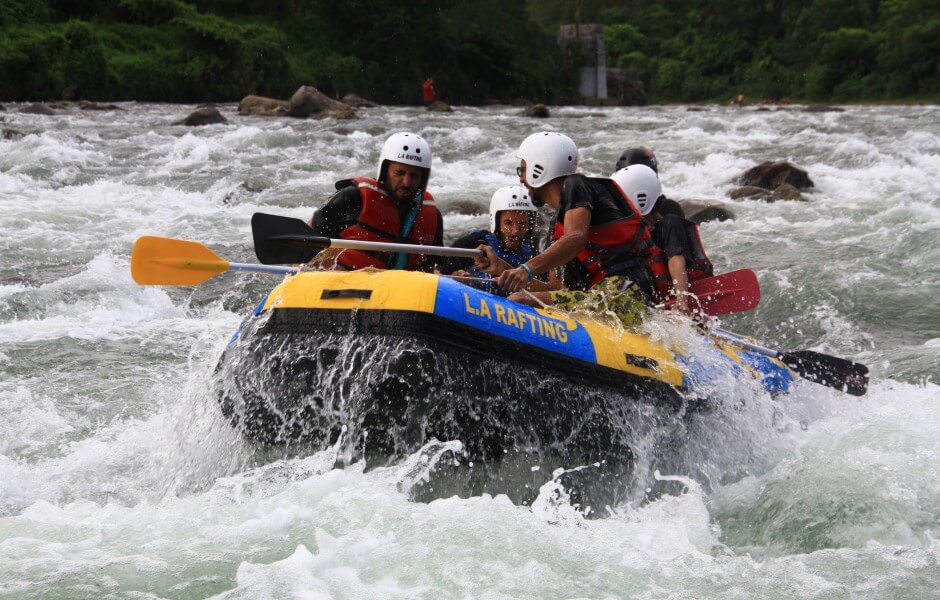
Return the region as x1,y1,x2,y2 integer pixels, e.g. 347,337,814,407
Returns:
0,103,937,598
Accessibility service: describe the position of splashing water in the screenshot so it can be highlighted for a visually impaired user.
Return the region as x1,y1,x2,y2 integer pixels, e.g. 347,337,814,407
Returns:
0,103,938,597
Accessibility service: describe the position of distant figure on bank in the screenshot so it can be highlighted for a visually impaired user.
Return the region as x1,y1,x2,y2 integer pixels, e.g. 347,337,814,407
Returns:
421,77,436,106
308,131,443,271
611,164,713,315
440,185,545,296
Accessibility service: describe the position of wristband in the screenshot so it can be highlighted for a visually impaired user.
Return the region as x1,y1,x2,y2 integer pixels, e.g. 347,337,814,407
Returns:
520,263,535,281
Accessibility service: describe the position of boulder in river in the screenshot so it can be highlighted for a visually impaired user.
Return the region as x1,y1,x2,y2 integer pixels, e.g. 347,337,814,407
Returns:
736,161,814,190
77,101,121,111
803,104,844,113
771,183,807,201
238,95,289,116
728,186,770,200
523,103,550,118
340,93,379,108
19,103,57,115
178,105,228,126
426,100,453,112
288,86,356,119
676,199,736,224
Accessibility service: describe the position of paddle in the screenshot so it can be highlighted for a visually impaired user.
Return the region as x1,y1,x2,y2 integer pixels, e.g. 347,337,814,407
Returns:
663,268,760,317
707,327,869,396
251,212,481,265
131,236,298,286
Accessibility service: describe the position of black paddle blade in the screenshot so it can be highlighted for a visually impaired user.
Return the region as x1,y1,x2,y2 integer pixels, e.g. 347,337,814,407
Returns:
252,212,328,264
781,350,869,396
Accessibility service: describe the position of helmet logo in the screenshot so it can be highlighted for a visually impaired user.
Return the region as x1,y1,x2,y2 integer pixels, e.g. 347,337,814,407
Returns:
397,152,424,163
397,144,424,164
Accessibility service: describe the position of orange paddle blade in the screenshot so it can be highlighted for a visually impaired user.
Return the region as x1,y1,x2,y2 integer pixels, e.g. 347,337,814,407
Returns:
131,236,229,285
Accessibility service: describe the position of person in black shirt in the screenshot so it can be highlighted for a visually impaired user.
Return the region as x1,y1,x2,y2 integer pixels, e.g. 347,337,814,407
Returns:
612,164,713,315
476,132,667,327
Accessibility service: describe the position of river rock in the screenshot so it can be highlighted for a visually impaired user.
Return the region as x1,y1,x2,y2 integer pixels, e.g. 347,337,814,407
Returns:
178,106,228,126
804,104,844,113
677,199,736,224
340,93,379,108
288,85,355,119
2,128,25,140
728,186,770,200
606,68,648,106
0,104,5,111
771,183,807,201
19,103,57,115
238,95,289,116
736,161,814,190
427,100,453,112
523,103,550,118
77,101,121,111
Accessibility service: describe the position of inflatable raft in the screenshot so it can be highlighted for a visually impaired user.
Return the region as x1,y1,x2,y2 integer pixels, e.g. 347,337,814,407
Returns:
213,268,793,505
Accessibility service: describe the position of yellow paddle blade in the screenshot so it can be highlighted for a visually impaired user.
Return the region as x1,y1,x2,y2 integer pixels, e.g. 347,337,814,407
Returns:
131,236,230,286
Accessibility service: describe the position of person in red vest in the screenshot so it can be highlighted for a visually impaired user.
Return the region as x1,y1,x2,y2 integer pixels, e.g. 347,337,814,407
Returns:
308,132,443,271
421,77,436,106
475,132,669,327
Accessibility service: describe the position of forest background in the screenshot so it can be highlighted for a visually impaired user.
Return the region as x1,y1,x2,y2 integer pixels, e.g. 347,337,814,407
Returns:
1,0,937,104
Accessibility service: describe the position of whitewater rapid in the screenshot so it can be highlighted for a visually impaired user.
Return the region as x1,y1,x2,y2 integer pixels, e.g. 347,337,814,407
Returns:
0,103,937,598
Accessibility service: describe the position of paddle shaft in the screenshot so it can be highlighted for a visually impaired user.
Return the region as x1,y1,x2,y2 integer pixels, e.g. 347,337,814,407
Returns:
709,328,780,357
229,262,299,275
708,326,868,396
267,234,482,259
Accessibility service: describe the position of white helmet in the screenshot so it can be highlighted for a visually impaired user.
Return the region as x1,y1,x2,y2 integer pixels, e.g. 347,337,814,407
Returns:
377,131,432,187
611,164,662,216
516,132,578,188
489,185,537,232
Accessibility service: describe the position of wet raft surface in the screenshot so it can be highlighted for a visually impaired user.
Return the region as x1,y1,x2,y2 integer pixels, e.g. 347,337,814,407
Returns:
215,306,693,511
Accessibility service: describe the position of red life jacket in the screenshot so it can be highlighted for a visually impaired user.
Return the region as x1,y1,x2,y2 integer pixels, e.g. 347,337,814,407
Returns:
336,177,439,271
552,178,671,299
683,219,714,282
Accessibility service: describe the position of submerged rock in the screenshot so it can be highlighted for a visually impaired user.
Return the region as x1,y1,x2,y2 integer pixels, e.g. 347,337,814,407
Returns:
736,161,814,190
288,85,356,119
178,105,228,126
677,199,736,223
77,101,121,111
523,103,550,118
341,93,379,108
19,103,56,115
426,100,453,112
728,186,769,200
238,95,289,116
804,104,845,113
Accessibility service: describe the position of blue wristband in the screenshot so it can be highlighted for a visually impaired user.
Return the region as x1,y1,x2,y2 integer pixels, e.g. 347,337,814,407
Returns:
520,263,534,281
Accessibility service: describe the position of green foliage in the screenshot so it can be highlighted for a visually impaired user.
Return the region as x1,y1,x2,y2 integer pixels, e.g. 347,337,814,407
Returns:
62,20,110,99
1,0,938,103
606,23,646,57
0,0,50,26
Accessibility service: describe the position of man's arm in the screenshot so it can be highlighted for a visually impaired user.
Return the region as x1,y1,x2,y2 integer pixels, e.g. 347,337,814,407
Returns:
310,185,362,238
657,214,693,313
